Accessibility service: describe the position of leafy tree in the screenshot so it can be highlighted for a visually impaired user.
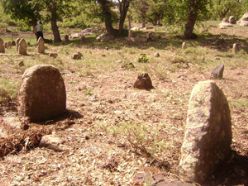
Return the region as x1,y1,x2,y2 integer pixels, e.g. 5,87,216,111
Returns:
131,0,150,27
2,0,41,26
209,0,244,19
97,0,131,36
2,0,74,42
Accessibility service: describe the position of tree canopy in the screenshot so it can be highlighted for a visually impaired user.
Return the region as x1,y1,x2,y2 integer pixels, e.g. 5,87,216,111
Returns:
1,0,248,40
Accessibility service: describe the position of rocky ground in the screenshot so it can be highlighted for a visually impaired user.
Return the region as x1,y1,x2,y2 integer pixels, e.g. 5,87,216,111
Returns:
0,24,248,185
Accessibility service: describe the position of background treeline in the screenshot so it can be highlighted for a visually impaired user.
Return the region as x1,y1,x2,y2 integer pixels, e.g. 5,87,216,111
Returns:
0,0,248,41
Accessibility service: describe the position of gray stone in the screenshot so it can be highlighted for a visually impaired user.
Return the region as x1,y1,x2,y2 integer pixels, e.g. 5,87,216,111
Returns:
182,42,186,49
49,53,58,58
18,39,27,55
18,65,66,122
37,37,45,54
232,43,239,54
179,80,232,183
211,64,224,79
72,52,82,60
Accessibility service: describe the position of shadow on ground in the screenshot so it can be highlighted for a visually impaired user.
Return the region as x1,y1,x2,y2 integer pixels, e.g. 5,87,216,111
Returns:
46,32,248,53
206,150,248,186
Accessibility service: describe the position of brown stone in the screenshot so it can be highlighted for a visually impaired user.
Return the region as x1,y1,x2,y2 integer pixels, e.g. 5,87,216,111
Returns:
72,52,82,60
37,37,45,54
18,39,27,55
232,43,239,54
179,80,232,183
18,64,66,122
0,38,5,53
49,53,58,58
64,35,69,42
134,73,154,90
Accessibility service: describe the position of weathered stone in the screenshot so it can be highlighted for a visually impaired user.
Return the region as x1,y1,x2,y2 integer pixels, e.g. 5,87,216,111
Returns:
229,16,236,24
49,53,58,58
0,38,5,53
18,39,27,55
11,41,16,46
72,52,82,60
134,73,154,90
211,64,224,79
232,43,239,54
64,35,69,42
182,42,186,49
18,64,66,122
18,61,24,67
37,37,45,54
16,38,21,51
179,80,232,183
154,52,160,57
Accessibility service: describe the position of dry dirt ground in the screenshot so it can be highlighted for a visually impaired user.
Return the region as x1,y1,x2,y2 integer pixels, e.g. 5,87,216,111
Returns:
0,24,248,186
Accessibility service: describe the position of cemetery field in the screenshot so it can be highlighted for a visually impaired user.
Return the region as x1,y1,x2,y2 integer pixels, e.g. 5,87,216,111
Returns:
0,25,248,185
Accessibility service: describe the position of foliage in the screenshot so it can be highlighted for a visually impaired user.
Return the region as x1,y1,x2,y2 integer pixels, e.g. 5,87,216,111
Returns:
208,0,244,19
137,54,149,63
0,78,18,103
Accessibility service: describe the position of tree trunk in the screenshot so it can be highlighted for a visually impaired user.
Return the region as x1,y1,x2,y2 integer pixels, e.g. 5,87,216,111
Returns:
184,1,198,39
51,10,61,43
97,0,118,36
118,0,129,35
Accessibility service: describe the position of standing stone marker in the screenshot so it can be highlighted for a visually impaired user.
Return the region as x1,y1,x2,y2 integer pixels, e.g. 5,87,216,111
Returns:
179,80,232,183
16,38,21,51
134,73,154,90
18,39,27,55
64,35,69,42
18,64,66,122
232,43,239,54
211,64,224,79
37,37,45,54
0,38,5,53
182,42,186,49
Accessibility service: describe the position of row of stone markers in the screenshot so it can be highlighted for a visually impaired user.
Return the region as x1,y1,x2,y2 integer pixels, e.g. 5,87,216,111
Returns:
0,37,45,55
17,64,232,184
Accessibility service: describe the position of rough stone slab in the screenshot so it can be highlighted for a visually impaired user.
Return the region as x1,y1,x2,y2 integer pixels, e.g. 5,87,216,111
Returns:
18,64,66,122
179,80,232,183
211,64,224,79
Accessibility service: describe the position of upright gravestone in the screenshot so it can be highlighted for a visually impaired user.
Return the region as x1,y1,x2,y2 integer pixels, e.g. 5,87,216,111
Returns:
16,38,21,51
182,42,186,49
37,37,45,54
18,64,66,122
211,64,224,79
134,73,154,90
18,39,27,55
0,38,5,53
232,43,239,54
179,80,232,183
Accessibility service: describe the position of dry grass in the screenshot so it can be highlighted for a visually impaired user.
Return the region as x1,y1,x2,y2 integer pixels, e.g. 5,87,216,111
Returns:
0,23,248,185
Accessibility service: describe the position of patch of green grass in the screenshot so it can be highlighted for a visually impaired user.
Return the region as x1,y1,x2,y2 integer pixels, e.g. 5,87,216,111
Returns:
101,122,170,157
230,98,248,109
84,88,93,96
0,78,18,102
137,54,149,63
